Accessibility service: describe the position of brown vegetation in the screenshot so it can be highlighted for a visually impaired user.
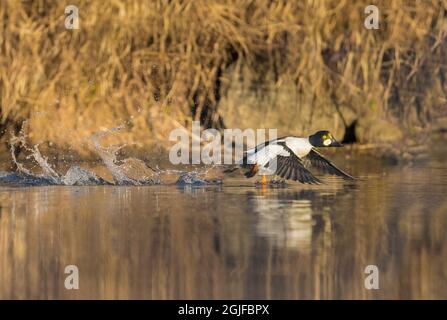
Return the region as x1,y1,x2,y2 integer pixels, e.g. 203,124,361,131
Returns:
1,0,447,157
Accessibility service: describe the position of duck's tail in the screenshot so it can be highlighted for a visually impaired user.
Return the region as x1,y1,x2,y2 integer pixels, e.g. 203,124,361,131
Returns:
243,164,259,178
222,165,239,174
223,153,259,178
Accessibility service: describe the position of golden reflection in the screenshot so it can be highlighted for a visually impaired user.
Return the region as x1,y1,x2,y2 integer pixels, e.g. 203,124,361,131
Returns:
251,193,316,251
0,160,447,299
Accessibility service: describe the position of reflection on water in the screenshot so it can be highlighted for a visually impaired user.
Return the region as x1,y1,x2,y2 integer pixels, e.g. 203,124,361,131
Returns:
0,154,447,299
253,191,319,251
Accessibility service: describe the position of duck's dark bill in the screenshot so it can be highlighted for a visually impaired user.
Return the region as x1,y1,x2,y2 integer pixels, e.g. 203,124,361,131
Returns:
331,140,343,147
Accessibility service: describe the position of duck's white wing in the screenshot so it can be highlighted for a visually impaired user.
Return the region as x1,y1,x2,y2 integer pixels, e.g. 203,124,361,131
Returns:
240,142,321,184
240,143,290,167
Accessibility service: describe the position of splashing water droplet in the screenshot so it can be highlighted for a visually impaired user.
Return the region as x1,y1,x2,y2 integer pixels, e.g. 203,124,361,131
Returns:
91,125,160,185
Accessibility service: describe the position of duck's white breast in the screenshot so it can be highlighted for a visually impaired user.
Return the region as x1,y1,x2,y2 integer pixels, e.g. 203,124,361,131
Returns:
284,137,313,158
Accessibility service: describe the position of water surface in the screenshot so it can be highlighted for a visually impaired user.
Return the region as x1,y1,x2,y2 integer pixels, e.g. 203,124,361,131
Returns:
0,151,446,299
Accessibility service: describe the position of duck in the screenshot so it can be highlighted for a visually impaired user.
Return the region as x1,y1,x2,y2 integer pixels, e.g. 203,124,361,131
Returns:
238,130,354,184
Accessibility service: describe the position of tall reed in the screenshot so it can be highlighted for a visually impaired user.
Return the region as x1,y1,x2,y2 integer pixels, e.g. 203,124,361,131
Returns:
0,0,446,152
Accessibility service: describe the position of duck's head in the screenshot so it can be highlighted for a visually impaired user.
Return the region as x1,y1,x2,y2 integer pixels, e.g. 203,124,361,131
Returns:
309,130,343,147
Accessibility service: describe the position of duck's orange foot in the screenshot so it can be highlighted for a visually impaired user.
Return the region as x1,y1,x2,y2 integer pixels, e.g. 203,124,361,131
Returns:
255,175,269,187
261,175,267,185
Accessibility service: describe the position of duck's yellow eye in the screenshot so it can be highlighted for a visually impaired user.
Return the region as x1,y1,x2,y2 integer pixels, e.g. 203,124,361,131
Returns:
322,135,328,140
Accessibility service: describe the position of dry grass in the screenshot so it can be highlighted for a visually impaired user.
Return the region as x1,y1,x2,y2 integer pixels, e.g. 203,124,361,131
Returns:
0,0,446,155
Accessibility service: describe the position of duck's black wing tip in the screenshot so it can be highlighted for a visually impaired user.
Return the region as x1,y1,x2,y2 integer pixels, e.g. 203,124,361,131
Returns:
304,149,356,180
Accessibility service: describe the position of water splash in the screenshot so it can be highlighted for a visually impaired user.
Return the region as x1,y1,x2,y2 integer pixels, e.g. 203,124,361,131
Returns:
28,144,61,183
9,124,34,176
91,125,160,185
7,124,62,185
175,168,222,186
1,123,218,187
0,171,60,186
62,166,109,186
176,171,208,186
2,125,105,186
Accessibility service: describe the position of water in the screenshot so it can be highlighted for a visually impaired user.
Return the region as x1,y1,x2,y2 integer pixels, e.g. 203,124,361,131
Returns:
0,132,446,299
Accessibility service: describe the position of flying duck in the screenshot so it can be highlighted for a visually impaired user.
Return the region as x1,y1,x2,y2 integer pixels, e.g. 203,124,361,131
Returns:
239,130,354,184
